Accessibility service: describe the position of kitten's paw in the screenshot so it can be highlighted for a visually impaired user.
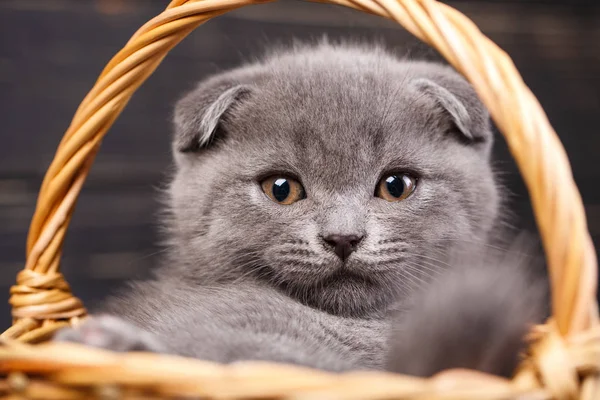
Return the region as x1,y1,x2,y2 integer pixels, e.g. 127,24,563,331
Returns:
54,315,166,353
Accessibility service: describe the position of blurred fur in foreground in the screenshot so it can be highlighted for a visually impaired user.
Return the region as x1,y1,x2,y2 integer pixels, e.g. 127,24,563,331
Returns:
386,238,549,377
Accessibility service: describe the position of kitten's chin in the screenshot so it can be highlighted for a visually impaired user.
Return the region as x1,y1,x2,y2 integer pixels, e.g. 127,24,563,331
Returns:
283,270,395,318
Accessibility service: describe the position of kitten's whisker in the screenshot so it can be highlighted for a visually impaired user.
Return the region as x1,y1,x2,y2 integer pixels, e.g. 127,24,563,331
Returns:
402,261,442,277
403,258,445,274
130,248,172,269
402,262,440,281
403,252,453,269
376,238,408,246
358,253,442,277
225,253,263,268
276,258,321,267
358,253,404,263
399,266,429,289
231,260,274,283
407,238,516,253
277,251,318,257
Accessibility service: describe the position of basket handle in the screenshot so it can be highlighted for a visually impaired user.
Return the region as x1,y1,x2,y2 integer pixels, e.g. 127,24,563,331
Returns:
2,0,597,343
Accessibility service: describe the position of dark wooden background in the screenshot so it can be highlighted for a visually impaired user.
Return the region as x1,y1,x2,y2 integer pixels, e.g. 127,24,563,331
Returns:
1,0,599,329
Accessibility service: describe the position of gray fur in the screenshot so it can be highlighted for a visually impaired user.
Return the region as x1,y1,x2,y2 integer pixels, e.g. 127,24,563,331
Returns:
386,239,548,377
54,42,546,375
57,282,387,371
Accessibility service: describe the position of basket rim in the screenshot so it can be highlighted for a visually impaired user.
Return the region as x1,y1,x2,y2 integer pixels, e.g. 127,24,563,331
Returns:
1,0,599,398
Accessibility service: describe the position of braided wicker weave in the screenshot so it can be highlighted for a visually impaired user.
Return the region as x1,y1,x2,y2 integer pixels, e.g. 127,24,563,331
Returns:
1,0,598,398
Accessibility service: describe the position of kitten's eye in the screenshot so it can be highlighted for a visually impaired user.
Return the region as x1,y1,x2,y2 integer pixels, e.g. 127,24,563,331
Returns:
261,176,306,205
376,173,417,202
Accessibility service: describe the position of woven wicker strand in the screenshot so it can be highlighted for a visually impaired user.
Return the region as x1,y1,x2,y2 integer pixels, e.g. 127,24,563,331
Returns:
0,327,598,399
1,0,599,399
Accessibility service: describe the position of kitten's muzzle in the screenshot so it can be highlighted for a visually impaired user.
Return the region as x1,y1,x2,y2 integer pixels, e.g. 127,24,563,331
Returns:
322,234,363,261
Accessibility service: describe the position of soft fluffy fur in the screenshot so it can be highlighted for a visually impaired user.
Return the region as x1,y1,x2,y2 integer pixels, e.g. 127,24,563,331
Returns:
386,239,548,377
55,42,546,375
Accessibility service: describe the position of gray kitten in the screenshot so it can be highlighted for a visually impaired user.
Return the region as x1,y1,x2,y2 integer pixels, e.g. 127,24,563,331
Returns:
55,42,546,374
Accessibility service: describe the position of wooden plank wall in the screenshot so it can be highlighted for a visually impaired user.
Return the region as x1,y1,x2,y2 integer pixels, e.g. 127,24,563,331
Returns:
1,0,598,327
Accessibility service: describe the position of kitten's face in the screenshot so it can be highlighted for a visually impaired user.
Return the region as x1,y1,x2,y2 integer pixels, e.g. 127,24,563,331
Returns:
168,48,499,317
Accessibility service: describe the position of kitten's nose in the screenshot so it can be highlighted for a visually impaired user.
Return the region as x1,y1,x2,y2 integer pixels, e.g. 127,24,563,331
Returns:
322,234,363,261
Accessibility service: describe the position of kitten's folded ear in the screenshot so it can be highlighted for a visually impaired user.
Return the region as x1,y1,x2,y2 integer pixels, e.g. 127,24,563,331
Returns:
173,81,253,153
412,78,491,144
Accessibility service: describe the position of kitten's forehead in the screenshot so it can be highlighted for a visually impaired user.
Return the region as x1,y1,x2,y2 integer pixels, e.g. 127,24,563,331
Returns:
237,67,436,185
201,45,489,191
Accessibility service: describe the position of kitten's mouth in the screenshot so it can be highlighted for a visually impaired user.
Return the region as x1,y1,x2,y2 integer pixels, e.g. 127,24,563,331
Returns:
319,266,375,287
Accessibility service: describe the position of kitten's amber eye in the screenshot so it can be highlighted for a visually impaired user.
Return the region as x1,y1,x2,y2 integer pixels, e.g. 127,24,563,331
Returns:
376,174,417,202
261,176,306,205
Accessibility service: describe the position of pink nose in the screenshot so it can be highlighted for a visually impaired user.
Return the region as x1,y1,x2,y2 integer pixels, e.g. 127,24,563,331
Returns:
322,234,363,261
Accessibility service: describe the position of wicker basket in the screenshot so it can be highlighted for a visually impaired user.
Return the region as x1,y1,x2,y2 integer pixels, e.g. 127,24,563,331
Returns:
1,0,598,398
